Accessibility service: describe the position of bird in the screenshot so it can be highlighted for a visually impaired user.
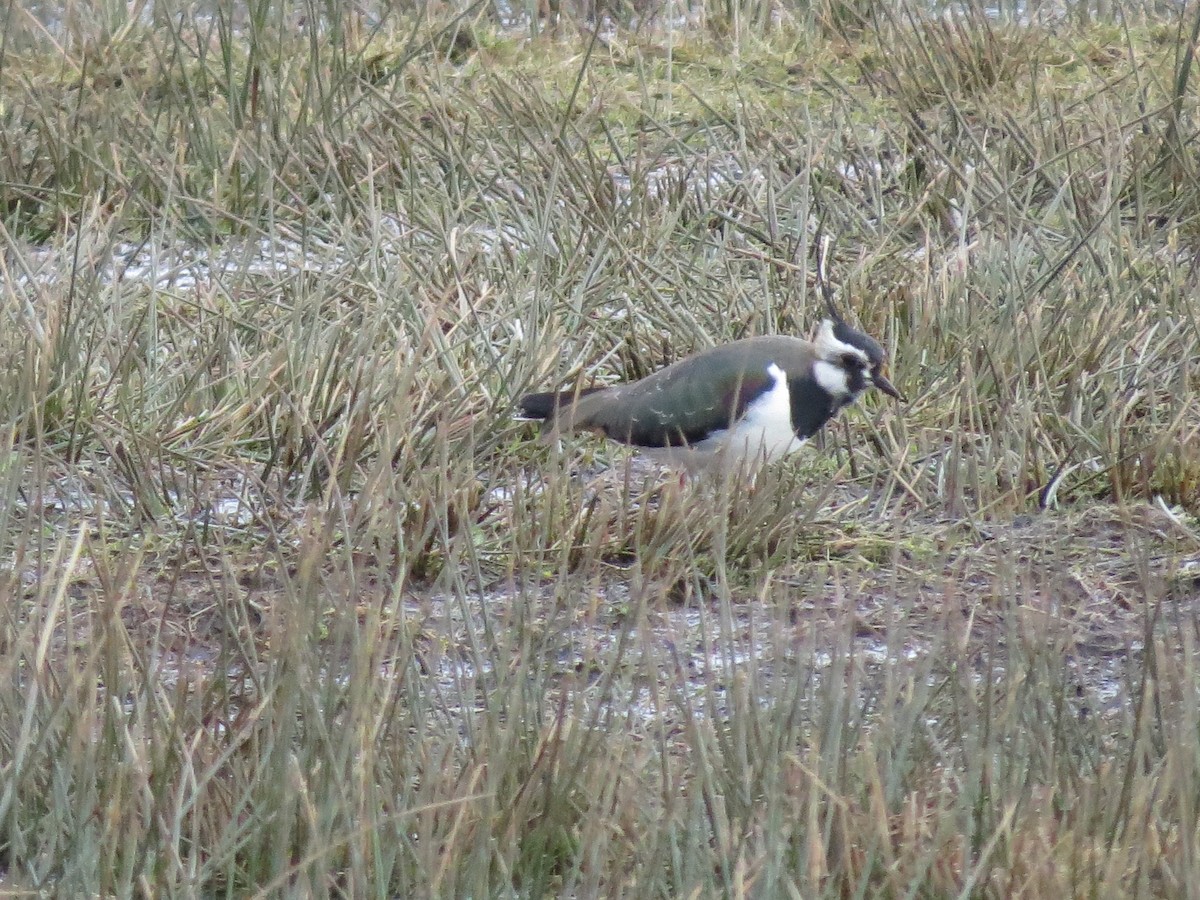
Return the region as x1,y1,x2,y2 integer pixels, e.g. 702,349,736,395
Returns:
517,298,903,472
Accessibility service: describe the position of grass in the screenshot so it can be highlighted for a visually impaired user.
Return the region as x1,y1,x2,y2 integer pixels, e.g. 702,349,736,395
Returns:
1,0,1199,895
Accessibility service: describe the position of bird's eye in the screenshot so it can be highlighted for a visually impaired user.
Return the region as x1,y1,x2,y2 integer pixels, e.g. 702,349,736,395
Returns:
841,353,862,369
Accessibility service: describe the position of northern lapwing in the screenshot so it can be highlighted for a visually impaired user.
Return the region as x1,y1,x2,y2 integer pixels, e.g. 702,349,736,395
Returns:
518,298,903,472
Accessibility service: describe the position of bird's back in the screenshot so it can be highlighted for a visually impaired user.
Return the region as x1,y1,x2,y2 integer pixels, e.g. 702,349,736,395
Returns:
557,335,817,447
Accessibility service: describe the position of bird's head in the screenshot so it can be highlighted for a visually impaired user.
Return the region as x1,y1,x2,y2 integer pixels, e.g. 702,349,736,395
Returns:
813,293,904,402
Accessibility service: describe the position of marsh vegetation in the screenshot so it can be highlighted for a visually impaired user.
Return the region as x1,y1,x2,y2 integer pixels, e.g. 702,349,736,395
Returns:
1,0,1199,894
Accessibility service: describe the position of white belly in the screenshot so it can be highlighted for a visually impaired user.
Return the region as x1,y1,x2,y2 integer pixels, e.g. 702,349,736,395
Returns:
695,362,805,464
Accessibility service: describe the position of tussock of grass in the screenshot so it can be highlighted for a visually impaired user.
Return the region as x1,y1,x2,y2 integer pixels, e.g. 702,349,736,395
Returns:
1,0,1199,894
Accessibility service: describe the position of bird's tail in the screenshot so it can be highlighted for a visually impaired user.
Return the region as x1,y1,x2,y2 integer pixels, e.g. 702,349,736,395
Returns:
516,386,608,421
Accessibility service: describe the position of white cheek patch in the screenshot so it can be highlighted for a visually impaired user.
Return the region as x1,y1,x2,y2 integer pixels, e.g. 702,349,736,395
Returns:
813,359,852,398
815,319,870,365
